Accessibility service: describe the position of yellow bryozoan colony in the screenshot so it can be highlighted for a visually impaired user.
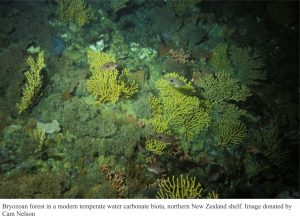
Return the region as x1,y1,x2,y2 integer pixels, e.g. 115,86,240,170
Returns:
16,51,45,114
86,50,138,104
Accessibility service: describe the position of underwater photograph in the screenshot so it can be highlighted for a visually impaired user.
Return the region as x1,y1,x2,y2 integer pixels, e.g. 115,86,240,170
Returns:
0,0,299,199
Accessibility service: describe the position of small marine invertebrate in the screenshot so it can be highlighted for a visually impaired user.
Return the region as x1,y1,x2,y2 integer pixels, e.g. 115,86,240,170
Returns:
110,0,129,13
58,0,94,27
210,43,232,74
195,43,265,106
145,111,170,155
87,50,116,75
149,95,163,117
86,51,138,103
118,69,139,98
16,51,45,114
210,102,248,147
168,48,191,64
230,46,266,86
212,102,247,124
244,121,290,181
145,73,210,155
33,127,46,151
101,165,128,197
196,70,251,104
210,43,266,86
215,120,247,146
153,73,210,142
207,191,219,199
145,139,167,155
156,175,203,199
249,121,289,169
86,69,123,103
